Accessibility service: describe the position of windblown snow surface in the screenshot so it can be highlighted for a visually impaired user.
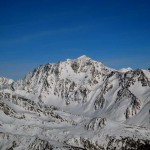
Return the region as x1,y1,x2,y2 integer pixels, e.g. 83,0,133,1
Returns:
0,56,150,150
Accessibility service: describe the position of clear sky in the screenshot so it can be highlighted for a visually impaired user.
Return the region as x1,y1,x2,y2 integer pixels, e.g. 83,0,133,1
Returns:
0,0,150,79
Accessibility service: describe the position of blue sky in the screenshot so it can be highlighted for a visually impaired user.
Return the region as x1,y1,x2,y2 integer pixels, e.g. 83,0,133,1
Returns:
0,0,150,79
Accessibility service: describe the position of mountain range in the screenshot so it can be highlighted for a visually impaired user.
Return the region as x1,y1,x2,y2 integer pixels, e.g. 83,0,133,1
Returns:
0,55,150,150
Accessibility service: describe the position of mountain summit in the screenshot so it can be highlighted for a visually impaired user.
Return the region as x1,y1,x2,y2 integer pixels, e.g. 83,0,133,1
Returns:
0,56,150,149
77,55,91,59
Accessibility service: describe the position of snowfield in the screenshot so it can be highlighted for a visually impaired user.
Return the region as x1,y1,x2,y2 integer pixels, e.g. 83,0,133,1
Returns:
0,56,150,149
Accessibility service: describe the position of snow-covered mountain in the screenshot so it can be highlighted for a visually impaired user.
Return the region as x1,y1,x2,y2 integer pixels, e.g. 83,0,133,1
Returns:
0,56,150,150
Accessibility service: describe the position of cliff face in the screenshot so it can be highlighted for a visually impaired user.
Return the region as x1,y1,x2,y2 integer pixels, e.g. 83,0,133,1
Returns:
0,56,150,149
